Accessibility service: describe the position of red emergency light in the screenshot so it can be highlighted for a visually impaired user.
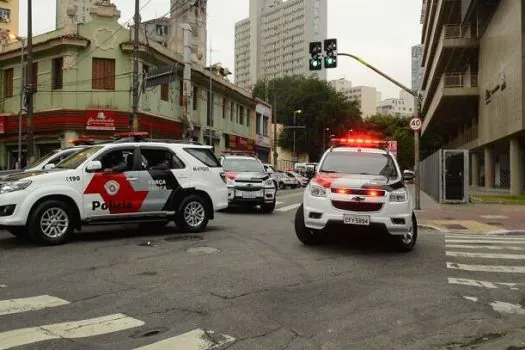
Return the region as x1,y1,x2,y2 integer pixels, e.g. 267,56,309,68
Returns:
330,135,387,148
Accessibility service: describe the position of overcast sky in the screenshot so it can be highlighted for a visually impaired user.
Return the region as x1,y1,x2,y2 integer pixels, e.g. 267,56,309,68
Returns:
18,0,422,99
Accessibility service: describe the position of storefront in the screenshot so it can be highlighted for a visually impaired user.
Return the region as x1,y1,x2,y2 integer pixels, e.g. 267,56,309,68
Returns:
225,133,255,152
255,134,272,163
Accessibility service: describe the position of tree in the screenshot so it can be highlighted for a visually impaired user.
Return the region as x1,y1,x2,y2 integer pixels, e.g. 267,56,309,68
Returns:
252,76,361,161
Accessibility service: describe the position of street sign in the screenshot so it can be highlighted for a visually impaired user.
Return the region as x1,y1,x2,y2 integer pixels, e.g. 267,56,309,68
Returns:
409,117,422,131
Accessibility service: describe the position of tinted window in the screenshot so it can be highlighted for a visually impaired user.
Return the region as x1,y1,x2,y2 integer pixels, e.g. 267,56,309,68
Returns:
25,149,60,169
185,148,221,167
320,152,398,178
47,149,78,166
56,146,104,169
222,158,264,173
141,148,185,170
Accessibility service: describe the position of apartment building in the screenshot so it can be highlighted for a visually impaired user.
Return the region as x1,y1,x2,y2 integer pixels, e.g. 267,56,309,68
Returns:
235,0,328,90
420,0,524,195
377,90,415,117
411,44,423,92
329,78,352,97
346,86,379,119
0,0,19,39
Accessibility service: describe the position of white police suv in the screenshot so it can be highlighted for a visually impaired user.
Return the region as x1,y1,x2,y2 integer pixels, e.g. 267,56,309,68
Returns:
294,134,417,251
0,133,228,245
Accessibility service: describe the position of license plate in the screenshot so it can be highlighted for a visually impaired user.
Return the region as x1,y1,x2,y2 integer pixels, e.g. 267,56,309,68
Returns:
343,215,370,226
240,191,257,199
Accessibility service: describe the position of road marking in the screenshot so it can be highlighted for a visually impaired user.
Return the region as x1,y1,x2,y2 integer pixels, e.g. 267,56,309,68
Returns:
447,262,525,273
446,244,524,250
275,203,302,212
490,301,525,315
445,240,525,244
0,313,145,349
0,295,70,316
421,220,499,234
446,251,525,259
448,278,519,290
134,328,235,350
480,215,508,219
275,201,285,205
463,296,478,302
445,234,525,240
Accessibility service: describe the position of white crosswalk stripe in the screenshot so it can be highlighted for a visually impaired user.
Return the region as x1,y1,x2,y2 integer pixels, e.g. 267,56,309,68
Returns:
446,244,524,250
446,251,525,259
275,203,302,212
134,328,235,350
0,295,69,316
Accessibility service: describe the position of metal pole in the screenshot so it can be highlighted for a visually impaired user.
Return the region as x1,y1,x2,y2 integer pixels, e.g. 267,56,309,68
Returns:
181,24,194,140
208,36,213,146
131,0,140,131
323,128,325,154
293,113,296,161
26,0,34,162
17,38,25,170
273,92,278,169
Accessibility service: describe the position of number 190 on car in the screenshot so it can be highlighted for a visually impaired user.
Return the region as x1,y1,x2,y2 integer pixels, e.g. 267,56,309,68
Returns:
343,215,370,226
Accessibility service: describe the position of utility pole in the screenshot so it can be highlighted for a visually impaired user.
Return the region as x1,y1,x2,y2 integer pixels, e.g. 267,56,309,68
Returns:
17,37,25,169
181,24,194,140
131,0,141,131
273,93,278,169
26,0,34,162
208,36,213,146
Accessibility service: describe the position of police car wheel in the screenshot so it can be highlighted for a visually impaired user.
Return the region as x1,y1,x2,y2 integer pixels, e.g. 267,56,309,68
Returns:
294,205,323,245
28,200,75,245
394,213,418,252
260,201,275,213
175,195,209,233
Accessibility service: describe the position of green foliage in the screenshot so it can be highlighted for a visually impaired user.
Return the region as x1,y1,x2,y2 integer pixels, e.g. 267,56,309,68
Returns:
252,76,361,161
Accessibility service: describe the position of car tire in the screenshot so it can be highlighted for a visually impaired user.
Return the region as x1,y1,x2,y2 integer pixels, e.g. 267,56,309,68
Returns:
260,201,276,213
175,194,210,233
6,227,29,239
394,212,418,252
295,205,323,245
279,182,285,190
27,200,76,245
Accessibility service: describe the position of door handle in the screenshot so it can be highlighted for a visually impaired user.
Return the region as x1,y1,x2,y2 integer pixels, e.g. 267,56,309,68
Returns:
128,177,139,181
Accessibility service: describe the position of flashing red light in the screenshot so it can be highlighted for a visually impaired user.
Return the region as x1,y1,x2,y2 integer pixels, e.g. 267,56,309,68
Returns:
330,135,387,148
114,131,149,138
367,190,379,197
225,171,237,180
336,188,348,194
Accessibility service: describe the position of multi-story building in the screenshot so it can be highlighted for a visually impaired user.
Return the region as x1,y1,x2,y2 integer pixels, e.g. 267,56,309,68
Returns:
234,0,328,90
345,86,379,119
420,0,524,195
134,17,170,48
255,99,272,163
0,0,19,39
411,44,423,92
377,90,415,117
56,0,95,28
0,0,256,169
329,78,352,98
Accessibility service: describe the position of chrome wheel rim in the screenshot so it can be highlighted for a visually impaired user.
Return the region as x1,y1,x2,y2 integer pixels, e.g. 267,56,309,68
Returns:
40,207,69,239
401,227,413,245
184,201,205,228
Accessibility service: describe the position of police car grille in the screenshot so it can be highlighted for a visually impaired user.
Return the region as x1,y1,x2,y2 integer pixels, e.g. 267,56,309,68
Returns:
331,201,383,212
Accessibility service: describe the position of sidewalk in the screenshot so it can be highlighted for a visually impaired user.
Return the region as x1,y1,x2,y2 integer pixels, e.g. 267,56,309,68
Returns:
408,186,525,234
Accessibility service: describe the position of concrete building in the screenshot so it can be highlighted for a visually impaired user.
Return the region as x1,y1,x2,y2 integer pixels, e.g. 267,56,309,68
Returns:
329,78,352,97
420,0,524,195
377,90,415,117
56,0,95,28
234,0,328,90
255,99,272,163
0,0,19,39
135,17,170,48
0,0,256,169
411,44,423,92
346,86,378,119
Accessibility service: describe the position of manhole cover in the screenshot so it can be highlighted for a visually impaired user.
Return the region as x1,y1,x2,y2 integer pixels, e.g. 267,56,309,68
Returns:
165,235,203,242
444,224,467,230
130,327,169,339
186,246,220,255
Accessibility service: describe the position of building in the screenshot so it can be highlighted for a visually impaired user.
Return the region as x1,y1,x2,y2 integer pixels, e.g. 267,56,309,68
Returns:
420,0,524,195
411,44,423,92
0,0,256,169
254,99,272,163
56,0,95,28
0,0,19,39
234,0,328,90
346,86,378,119
329,78,352,97
377,90,415,117
135,17,170,48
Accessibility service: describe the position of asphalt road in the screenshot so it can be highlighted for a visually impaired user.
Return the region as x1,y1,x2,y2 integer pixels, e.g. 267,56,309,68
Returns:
0,188,524,349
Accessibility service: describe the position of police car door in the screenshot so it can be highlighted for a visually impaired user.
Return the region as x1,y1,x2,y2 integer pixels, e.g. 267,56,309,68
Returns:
137,146,188,214
83,146,145,220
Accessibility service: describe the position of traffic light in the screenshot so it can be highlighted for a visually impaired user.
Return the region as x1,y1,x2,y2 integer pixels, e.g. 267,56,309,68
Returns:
324,38,337,68
309,41,322,71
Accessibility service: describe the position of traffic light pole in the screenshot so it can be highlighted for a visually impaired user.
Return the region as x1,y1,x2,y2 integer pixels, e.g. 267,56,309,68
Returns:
338,53,421,210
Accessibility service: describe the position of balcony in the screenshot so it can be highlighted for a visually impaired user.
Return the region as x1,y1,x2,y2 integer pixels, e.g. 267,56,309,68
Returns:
422,72,479,134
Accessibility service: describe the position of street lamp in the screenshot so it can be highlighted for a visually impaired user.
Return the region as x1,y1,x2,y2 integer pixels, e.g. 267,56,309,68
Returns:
293,110,302,162
9,34,26,170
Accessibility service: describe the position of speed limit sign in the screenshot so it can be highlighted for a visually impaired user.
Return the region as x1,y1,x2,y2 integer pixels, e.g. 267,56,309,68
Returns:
410,117,422,131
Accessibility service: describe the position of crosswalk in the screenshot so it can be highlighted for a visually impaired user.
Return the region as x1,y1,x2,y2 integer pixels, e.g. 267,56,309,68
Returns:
445,233,525,315
0,294,235,349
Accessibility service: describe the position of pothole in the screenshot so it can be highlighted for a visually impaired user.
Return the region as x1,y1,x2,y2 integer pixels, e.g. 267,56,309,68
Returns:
186,246,220,255
130,327,169,339
165,235,204,242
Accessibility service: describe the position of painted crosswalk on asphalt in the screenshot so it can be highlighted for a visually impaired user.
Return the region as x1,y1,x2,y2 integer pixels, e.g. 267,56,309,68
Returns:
0,294,235,349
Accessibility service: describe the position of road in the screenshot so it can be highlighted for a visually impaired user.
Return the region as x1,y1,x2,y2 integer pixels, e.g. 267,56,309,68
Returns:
0,188,524,349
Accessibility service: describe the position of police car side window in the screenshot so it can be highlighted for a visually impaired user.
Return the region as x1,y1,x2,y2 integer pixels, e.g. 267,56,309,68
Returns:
97,148,135,173
140,148,185,170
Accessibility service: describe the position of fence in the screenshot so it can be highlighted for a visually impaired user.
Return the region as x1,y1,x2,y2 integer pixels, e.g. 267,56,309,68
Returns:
420,149,442,202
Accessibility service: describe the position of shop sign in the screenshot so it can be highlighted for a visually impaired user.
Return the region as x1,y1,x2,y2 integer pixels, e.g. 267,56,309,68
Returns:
86,110,116,131
0,116,5,134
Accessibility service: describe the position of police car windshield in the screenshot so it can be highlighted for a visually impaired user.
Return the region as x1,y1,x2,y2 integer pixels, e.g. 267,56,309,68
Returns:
223,158,264,173
25,150,60,169
56,146,104,169
320,152,398,178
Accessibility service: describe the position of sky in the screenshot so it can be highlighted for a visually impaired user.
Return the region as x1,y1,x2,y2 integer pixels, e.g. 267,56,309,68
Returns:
18,0,422,99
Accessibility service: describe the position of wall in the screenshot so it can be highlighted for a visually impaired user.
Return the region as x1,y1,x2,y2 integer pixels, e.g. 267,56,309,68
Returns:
0,0,19,37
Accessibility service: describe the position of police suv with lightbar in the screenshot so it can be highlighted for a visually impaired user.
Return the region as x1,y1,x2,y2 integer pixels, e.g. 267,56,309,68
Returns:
294,134,417,251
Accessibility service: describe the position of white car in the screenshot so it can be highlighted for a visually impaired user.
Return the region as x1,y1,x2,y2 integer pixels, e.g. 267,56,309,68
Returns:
294,136,417,251
0,137,228,245
285,171,309,187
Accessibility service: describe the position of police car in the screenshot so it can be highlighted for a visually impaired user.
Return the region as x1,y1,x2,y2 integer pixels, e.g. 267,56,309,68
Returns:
294,134,417,251
0,133,228,245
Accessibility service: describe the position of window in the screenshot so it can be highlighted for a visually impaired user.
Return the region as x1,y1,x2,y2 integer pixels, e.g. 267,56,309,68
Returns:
97,148,135,172
52,57,63,90
222,158,264,172
206,92,213,126
230,101,234,121
246,109,250,127
193,86,198,110
222,98,227,118
263,116,269,136
320,152,398,179
31,62,38,92
3,68,13,98
141,148,185,170
184,148,221,167
256,113,262,134
92,58,115,90
161,83,169,101
55,146,104,170
179,79,183,106
0,8,11,21
239,106,244,125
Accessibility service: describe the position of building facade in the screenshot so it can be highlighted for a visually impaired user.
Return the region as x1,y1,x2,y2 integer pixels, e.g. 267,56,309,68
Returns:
420,0,524,195
254,99,272,163
346,86,379,119
235,0,328,90
377,90,415,117
56,0,95,28
329,78,352,97
0,0,19,39
0,0,256,169
411,44,423,92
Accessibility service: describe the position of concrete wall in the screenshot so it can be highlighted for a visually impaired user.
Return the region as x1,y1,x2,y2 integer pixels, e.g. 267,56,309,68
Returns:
478,0,523,146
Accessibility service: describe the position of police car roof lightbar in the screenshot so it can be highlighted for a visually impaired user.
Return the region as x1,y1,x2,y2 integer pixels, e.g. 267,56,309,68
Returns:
68,138,97,146
329,136,389,149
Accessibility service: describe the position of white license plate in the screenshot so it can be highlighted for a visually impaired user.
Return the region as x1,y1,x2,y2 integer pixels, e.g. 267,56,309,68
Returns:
240,191,258,199
343,215,370,226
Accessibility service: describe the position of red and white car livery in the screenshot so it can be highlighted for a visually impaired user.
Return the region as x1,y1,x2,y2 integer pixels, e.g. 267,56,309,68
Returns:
295,135,417,251
0,139,228,245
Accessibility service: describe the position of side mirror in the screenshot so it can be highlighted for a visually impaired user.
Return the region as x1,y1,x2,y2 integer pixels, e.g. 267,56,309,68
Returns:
403,170,415,181
86,160,102,172
43,163,56,171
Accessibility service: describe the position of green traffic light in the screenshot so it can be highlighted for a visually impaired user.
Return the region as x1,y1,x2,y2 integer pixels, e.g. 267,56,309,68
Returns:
324,56,337,68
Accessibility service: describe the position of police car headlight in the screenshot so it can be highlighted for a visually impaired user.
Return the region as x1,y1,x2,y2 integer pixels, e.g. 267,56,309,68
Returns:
309,183,327,197
0,180,32,194
389,188,408,202
263,179,274,188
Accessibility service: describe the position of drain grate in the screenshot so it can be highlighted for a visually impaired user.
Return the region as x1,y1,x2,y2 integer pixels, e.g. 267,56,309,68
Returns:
130,327,169,339
444,224,468,230
165,234,203,242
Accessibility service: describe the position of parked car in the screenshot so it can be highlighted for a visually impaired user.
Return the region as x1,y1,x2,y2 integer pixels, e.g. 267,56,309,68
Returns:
284,171,309,187
277,171,300,189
